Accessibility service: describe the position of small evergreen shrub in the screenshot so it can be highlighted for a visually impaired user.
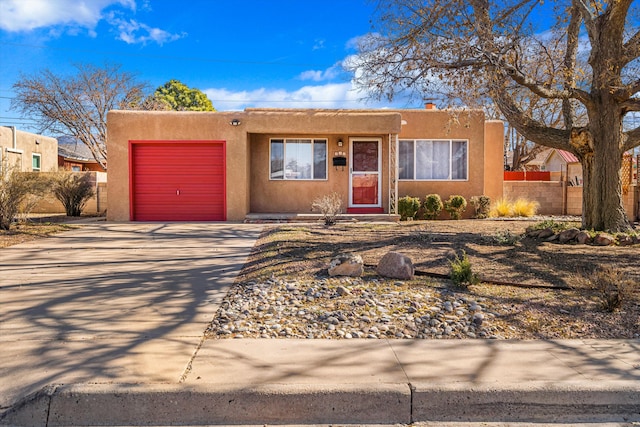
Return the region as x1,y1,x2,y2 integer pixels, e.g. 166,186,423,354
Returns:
398,196,421,221
51,172,95,217
449,250,480,288
444,195,467,220
423,194,443,220
470,195,491,219
312,192,343,225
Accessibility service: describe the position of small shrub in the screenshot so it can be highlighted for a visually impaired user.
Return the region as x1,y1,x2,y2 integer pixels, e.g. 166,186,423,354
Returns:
423,194,443,220
398,196,421,220
491,230,521,245
0,162,48,231
311,192,343,225
51,172,95,217
512,198,539,217
587,266,634,312
470,195,491,219
489,198,513,217
449,250,480,287
528,220,580,233
444,195,467,220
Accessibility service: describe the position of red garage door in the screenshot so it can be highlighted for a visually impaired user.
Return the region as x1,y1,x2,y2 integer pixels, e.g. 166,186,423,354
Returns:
130,141,226,221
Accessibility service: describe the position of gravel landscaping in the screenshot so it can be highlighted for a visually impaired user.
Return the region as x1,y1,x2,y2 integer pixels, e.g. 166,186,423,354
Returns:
205,219,640,340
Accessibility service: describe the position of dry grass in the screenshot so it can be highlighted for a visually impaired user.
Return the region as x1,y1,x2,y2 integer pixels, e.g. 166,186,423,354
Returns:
236,220,640,339
0,222,76,248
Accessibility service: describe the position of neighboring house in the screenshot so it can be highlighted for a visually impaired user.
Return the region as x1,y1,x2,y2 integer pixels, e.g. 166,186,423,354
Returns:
106,108,504,222
58,136,106,172
0,126,58,173
525,148,582,185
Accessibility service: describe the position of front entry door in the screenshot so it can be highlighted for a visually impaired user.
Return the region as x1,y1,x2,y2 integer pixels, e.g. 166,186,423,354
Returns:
349,138,381,208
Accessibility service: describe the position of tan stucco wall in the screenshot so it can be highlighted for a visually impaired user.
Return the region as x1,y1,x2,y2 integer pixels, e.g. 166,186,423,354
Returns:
32,172,107,214
0,126,58,172
107,110,252,221
396,110,493,219
483,120,505,204
107,108,502,221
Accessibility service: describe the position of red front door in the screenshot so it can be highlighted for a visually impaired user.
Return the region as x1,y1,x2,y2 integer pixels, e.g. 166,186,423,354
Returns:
349,138,381,209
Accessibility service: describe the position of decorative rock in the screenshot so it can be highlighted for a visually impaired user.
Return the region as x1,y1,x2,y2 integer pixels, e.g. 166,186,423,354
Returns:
617,234,634,246
537,227,555,239
376,251,414,280
336,285,351,296
575,231,591,244
558,228,580,243
328,253,364,277
593,233,615,246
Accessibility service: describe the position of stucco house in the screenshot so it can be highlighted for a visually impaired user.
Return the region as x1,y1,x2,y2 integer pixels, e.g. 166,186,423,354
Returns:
525,148,582,184
0,126,58,173
106,108,504,222
58,137,105,172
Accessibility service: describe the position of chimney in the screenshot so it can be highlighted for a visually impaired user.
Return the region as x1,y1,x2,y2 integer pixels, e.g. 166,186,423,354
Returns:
425,103,436,110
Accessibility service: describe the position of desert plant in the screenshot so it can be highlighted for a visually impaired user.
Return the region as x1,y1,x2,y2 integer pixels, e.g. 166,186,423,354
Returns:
585,266,634,312
512,198,539,217
51,172,95,217
449,250,480,287
423,194,443,220
489,198,512,217
311,192,343,225
0,162,48,230
398,196,420,221
470,195,491,219
444,195,467,220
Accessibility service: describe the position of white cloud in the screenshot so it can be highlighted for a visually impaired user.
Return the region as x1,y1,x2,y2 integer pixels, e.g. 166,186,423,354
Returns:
107,15,186,45
0,0,183,46
0,0,134,32
298,64,341,82
204,82,389,111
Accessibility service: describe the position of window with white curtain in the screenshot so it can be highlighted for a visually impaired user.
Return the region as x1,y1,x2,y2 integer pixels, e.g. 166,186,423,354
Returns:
399,139,468,180
270,138,327,180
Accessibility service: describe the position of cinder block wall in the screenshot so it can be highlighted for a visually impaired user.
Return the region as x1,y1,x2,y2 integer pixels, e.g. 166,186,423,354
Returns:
503,181,564,215
503,182,638,219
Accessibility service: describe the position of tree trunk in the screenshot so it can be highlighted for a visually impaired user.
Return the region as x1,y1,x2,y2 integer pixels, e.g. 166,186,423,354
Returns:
579,101,631,232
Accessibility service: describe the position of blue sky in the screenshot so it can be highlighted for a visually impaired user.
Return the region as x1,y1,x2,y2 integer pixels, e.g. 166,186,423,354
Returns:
0,0,422,130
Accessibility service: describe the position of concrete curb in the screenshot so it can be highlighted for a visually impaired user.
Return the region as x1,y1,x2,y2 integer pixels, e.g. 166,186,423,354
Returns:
2,381,639,426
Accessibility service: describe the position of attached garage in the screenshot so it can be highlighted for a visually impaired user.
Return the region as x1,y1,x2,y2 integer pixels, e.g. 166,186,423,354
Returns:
129,140,226,221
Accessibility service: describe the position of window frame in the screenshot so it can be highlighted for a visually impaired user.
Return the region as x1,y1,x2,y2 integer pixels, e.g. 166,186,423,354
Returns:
32,153,42,172
269,137,328,181
398,139,469,181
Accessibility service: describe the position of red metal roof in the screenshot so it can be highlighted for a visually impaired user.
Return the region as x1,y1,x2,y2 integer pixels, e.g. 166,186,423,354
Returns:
557,149,579,163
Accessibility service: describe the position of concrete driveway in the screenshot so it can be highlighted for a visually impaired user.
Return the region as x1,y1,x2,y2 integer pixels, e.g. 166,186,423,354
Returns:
0,222,262,411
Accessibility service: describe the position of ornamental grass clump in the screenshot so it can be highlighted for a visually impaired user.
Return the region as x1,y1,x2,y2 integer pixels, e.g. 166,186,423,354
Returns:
512,198,539,217
398,196,421,221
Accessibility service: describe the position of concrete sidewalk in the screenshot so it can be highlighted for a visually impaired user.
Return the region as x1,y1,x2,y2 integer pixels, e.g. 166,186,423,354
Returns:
1,223,639,425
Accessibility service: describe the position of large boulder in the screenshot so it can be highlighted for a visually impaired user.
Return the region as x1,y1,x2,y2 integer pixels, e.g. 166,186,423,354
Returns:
328,253,364,277
376,251,414,280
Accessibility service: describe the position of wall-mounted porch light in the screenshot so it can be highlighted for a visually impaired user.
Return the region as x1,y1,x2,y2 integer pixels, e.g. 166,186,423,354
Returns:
230,119,241,126
337,138,343,147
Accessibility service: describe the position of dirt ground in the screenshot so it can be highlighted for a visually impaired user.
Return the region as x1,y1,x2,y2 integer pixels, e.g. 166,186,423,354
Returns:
236,219,640,339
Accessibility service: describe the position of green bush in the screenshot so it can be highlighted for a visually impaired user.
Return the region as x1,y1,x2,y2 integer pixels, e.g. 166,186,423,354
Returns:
470,195,491,219
423,194,443,220
398,196,421,220
444,195,467,220
449,250,480,288
51,172,95,217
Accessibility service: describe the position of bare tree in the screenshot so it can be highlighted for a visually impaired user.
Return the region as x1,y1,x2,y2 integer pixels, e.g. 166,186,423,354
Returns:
12,63,153,170
348,0,639,232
